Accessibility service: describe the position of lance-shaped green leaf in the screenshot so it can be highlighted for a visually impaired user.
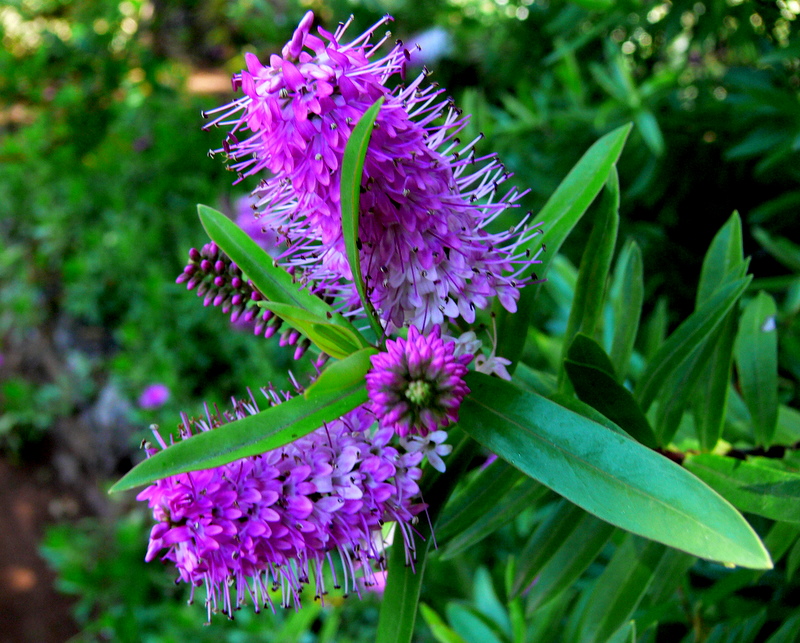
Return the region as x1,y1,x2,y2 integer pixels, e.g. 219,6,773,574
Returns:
693,213,747,450
258,301,366,359
635,277,751,412
420,604,467,643
198,204,366,343
694,311,738,451
696,213,748,307
558,167,619,392
652,328,722,446
684,454,800,523
607,622,636,643
765,613,800,643
570,536,667,643
735,291,779,447
376,433,478,643
753,226,800,273
639,547,695,612
109,349,375,493
564,334,657,448
340,97,385,341
446,604,504,643
495,123,632,371
514,502,615,612
527,124,630,279
459,373,772,569
304,346,377,398
607,239,643,381
438,464,550,560
643,297,668,362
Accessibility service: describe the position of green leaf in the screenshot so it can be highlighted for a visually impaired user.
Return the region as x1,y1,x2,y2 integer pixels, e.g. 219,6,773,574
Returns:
786,538,800,581
607,622,636,643
684,454,800,523
693,311,739,451
642,547,696,607
527,590,575,643
564,334,657,447
472,567,512,637
518,502,616,613
340,97,385,341
459,373,772,569
765,613,800,643
693,213,747,450
753,226,800,273
776,404,800,444
652,327,722,446
110,350,373,492
258,301,366,359
438,465,550,560
496,124,631,372
377,433,478,643
635,277,751,412
696,213,747,307
608,240,644,381
198,205,356,331
735,291,779,447
420,604,468,643
559,167,620,391
571,536,667,643
643,297,669,362
634,109,664,156
446,604,504,643
304,347,378,399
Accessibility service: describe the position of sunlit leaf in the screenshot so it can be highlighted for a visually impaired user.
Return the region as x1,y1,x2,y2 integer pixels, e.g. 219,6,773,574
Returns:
460,373,772,569
110,350,374,492
496,124,632,372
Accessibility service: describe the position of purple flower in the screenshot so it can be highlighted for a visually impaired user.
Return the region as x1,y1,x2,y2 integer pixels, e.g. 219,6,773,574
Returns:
203,11,541,333
176,241,313,358
400,430,453,473
137,388,426,620
234,195,279,253
366,325,472,437
138,384,170,409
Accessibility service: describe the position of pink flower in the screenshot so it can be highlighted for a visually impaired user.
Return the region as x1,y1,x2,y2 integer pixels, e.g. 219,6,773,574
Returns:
366,325,472,437
204,11,540,333
138,389,426,620
138,384,170,409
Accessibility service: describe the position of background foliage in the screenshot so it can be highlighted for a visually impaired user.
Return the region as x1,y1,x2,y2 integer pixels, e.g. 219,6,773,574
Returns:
2,0,800,641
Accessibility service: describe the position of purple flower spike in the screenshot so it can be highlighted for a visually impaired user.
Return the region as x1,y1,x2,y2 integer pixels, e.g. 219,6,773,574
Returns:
137,389,426,620
366,325,472,437
203,11,542,333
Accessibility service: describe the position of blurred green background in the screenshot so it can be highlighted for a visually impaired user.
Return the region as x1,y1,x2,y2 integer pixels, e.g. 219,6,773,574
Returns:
1,0,799,641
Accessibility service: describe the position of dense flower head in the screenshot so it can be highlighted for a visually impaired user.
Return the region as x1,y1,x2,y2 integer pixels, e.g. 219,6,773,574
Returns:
204,11,541,333
366,325,472,437
137,388,427,620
